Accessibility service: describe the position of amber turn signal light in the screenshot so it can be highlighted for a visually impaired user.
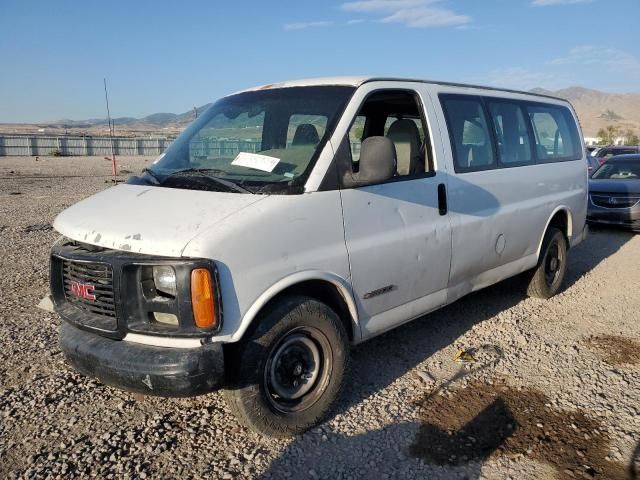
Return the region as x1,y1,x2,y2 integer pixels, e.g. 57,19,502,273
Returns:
191,268,216,329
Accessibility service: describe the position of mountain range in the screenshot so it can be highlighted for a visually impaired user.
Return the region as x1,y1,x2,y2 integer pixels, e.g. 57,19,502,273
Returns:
54,105,213,128
531,87,640,138
1,87,639,138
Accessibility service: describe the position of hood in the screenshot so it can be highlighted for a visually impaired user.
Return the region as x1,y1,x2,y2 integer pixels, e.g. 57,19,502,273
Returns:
589,179,640,194
53,184,266,256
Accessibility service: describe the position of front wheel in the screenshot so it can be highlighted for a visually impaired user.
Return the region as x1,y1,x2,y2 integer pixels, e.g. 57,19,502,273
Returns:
525,227,568,299
223,295,349,437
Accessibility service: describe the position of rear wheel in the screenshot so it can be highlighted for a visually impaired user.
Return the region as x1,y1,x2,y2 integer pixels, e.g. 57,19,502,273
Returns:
525,227,567,299
223,295,349,437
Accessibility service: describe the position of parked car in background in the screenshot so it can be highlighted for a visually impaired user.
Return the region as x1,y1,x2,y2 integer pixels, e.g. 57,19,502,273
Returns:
587,154,599,176
588,154,640,231
592,145,640,165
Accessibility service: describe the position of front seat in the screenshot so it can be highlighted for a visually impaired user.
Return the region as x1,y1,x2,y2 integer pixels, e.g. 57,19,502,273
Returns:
292,124,320,146
386,119,422,176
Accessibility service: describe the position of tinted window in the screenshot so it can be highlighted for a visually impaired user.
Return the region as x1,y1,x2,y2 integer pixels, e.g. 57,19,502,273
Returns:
441,96,495,172
527,105,581,162
601,149,637,160
592,159,640,179
488,101,532,165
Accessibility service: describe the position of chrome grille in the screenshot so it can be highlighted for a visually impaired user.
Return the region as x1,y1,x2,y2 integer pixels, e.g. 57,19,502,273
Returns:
591,194,640,209
62,260,117,330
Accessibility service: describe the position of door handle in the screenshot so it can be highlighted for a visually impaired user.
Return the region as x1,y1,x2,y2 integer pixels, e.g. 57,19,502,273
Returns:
437,183,447,216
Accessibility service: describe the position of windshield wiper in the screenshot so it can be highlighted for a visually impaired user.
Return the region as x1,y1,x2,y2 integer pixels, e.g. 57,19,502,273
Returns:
141,168,162,185
165,168,253,194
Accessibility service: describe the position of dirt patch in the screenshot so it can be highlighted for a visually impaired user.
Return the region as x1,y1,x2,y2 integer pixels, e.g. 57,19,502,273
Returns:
411,381,628,479
586,335,640,366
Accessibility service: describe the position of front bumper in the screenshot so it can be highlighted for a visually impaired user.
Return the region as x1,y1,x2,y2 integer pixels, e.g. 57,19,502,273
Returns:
60,321,224,397
587,207,640,231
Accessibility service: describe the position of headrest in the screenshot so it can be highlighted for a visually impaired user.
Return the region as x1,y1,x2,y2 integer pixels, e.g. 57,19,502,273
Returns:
386,119,421,176
292,124,320,146
387,119,420,143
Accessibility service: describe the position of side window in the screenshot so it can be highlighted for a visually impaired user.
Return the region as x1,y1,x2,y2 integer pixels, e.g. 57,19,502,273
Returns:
440,96,496,172
616,149,637,156
601,150,616,160
345,90,430,178
527,105,581,162
349,115,366,162
600,149,613,160
602,149,635,160
487,101,533,166
286,114,328,148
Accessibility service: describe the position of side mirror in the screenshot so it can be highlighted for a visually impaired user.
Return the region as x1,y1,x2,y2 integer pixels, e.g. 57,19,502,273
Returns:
343,136,396,188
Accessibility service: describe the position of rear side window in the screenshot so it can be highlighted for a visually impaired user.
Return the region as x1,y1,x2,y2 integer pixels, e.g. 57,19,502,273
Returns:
527,105,581,162
487,101,533,166
440,96,496,172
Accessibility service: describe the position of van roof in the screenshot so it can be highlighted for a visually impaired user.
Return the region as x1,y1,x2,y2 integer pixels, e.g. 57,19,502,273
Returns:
237,76,565,102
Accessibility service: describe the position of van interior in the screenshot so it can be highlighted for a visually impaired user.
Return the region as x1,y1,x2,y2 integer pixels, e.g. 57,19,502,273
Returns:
348,90,433,176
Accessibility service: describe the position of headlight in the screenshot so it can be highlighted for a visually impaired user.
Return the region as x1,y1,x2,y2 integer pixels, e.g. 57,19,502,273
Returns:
153,266,177,297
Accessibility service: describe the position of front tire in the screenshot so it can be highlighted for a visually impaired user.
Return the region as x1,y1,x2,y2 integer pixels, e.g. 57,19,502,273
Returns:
223,295,349,437
525,227,568,299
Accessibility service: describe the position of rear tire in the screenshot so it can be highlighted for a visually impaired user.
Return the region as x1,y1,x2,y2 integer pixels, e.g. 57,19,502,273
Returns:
525,227,567,299
223,295,349,437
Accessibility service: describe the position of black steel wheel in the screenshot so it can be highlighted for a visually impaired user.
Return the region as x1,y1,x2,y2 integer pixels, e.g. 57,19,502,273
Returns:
525,227,568,299
223,295,349,437
543,241,564,289
264,326,333,413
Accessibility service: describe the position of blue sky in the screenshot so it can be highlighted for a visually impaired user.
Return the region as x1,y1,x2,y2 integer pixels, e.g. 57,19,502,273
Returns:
1,0,639,122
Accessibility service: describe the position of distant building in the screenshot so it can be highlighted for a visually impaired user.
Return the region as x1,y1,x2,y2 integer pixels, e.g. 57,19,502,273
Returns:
584,136,630,146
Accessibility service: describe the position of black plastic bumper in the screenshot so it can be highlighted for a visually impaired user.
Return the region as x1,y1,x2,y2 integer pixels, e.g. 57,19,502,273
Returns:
587,210,640,231
60,321,224,397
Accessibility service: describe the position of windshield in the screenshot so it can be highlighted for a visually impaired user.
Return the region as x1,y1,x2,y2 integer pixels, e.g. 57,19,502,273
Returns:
592,158,640,180
145,86,354,194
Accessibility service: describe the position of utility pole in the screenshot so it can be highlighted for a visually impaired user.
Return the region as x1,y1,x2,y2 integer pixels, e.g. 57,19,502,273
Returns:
103,78,117,180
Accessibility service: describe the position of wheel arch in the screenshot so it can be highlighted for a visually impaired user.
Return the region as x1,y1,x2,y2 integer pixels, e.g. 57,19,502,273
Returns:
231,271,360,344
536,207,573,258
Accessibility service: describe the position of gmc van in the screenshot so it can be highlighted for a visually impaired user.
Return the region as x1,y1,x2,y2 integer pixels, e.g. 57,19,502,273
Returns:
51,77,588,436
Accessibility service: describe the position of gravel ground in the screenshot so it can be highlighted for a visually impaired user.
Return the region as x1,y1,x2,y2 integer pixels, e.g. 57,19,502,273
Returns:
1,156,639,479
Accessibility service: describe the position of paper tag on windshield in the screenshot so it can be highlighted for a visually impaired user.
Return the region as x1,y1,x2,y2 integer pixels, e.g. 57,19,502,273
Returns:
232,152,280,172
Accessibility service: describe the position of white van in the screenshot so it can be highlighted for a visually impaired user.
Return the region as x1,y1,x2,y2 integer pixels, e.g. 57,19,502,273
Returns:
50,77,588,436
